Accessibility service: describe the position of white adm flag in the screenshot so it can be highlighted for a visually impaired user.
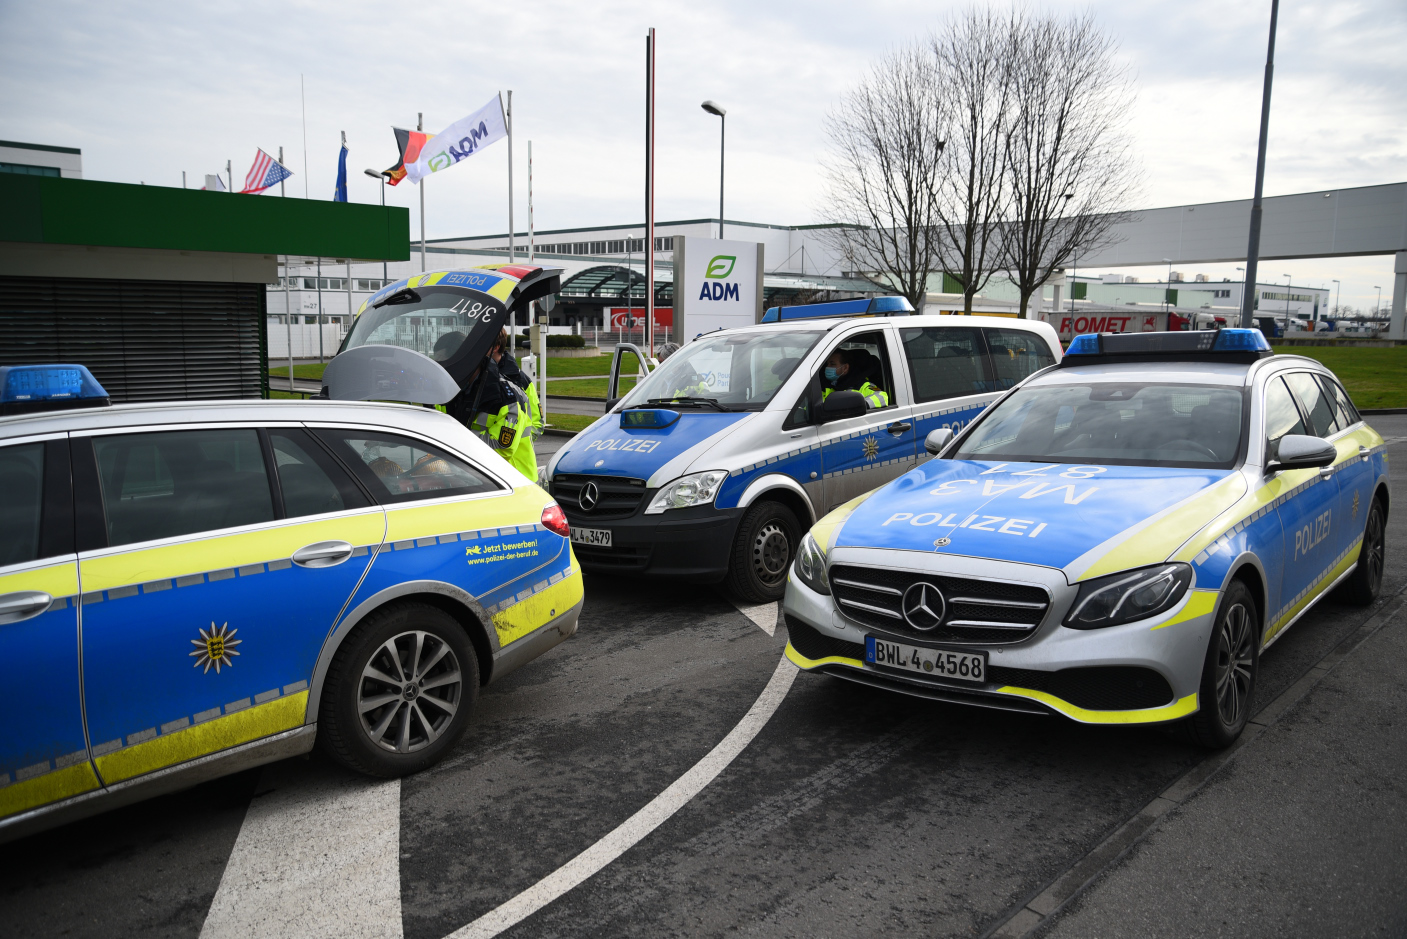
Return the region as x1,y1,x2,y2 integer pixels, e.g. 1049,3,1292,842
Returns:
405,95,507,184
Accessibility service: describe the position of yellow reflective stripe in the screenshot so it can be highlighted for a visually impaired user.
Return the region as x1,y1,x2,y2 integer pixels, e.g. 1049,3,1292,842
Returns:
384,487,547,543
487,277,515,301
1078,473,1247,580
94,691,308,784
785,642,864,670
0,761,100,819
0,559,78,597
1151,589,1218,631
79,512,385,593
998,688,1198,724
810,490,876,553
492,570,583,646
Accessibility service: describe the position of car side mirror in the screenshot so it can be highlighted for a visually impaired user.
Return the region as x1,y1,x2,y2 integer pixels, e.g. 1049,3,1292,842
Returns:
605,397,621,411
924,427,954,456
819,390,866,423
1267,434,1336,473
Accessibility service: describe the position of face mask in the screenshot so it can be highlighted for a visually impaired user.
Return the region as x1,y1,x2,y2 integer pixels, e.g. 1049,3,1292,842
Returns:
824,367,839,381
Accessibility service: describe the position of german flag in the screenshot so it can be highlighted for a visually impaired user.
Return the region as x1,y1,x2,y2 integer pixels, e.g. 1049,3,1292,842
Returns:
383,127,432,186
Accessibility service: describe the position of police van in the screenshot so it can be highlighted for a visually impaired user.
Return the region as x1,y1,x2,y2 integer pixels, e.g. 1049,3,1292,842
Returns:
545,298,1063,602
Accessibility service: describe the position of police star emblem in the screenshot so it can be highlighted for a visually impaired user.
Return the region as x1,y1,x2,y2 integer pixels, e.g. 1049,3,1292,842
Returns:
190,622,241,674
862,435,880,462
1352,490,1360,519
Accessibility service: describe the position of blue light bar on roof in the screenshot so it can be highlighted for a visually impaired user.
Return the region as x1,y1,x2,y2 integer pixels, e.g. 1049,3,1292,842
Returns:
0,364,109,404
1211,328,1273,353
761,295,915,323
1062,328,1274,363
1066,334,1101,355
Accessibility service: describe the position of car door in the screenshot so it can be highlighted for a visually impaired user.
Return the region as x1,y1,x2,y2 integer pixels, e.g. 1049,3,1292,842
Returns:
1301,373,1374,561
0,436,101,821
899,324,1002,461
311,426,576,653
1262,375,1340,644
74,425,384,787
819,328,917,512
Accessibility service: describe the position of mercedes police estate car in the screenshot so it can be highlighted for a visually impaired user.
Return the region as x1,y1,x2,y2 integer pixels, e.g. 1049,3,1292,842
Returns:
546,298,1063,602
0,366,582,841
783,329,1389,747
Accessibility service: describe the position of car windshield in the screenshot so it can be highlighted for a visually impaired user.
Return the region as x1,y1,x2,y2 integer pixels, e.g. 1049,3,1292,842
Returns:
953,381,1245,468
619,329,823,411
340,287,502,363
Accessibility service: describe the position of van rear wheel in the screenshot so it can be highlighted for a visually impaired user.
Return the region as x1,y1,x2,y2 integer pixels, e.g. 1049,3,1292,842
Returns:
725,501,800,604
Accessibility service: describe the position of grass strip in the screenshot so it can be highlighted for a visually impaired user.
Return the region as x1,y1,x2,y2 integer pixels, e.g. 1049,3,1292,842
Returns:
1270,345,1407,409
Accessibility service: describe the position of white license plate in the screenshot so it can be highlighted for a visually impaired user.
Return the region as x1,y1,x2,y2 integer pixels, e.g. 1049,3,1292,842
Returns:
866,636,987,683
570,526,612,547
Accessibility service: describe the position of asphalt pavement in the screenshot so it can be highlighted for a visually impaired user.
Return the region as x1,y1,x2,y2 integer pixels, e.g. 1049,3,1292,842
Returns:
2,417,1402,939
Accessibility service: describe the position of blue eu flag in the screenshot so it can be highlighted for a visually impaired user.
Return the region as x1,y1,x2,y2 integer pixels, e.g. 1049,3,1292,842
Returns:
334,132,348,203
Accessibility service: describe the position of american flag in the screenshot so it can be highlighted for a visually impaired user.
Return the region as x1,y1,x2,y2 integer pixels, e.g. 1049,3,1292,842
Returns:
241,149,293,194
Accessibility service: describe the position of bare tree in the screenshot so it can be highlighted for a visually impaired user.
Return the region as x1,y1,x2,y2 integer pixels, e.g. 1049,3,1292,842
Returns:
818,45,947,311
999,12,1140,319
931,9,1016,312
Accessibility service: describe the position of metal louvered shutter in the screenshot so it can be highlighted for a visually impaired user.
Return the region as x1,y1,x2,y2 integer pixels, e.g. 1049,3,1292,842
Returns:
0,276,267,402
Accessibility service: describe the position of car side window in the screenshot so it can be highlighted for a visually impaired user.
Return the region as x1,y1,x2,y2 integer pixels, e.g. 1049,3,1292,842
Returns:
268,429,370,518
1318,375,1360,429
92,429,275,547
312,429,502,503
984,329,1055,390
1264,376,1307,453
900,326,992,402
1284,372,1339,438
817,330,895,410
0,443,44,566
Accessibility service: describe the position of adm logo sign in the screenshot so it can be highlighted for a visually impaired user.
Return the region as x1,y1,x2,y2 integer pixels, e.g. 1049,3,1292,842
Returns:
699,255,741,302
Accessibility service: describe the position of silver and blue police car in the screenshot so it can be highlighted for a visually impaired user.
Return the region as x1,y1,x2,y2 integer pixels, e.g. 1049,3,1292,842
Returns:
0,362,582,841
546,298,1063,602
783,329,1389,747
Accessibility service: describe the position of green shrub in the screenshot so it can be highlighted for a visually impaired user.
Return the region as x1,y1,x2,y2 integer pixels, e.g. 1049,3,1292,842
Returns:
546,334,586,348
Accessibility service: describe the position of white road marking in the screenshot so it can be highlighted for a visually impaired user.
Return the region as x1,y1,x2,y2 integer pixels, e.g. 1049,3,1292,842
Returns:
731,598,779,636
201,759,403,939
446,655,799,939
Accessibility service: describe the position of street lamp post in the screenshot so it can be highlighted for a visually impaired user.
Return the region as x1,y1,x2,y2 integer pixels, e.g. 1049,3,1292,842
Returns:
1331,278,1340,324
701,100,726,239
1163,258,1172,313
1374,286,1383,320
1282,274,1293,332
364,169,388,281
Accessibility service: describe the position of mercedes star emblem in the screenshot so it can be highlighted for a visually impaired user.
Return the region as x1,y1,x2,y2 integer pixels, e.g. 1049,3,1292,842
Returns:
579,481,601,512
901,581,946,631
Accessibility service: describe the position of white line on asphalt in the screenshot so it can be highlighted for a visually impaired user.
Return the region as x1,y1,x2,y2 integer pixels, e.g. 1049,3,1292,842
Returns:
446,654,799,939
200,759,404,939
731,598,779,636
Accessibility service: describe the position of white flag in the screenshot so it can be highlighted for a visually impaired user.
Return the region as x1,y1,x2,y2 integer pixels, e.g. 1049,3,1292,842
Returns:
405,95,507,184
203,173,228,192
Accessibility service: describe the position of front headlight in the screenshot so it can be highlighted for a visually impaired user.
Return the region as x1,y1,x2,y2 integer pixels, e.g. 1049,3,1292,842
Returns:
1064,563,1193,629
644,470,728,514
793,531,831,595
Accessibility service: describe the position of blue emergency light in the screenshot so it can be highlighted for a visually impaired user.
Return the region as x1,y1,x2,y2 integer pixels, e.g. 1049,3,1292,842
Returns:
1062,328,1272,363
762,295,915,323
619,408,681,430
0,364,111,415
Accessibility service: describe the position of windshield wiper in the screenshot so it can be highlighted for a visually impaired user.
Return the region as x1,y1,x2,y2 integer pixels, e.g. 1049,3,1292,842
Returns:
646,396,732,411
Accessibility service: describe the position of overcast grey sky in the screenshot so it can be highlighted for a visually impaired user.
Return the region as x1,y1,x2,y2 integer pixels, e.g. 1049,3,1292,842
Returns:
2,0,1403,309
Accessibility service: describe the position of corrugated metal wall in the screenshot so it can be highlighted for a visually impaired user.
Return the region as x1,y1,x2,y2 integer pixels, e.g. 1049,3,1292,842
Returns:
0,276,267,402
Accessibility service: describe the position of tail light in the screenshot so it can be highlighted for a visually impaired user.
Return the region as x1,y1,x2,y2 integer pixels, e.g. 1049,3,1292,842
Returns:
541,503,570,537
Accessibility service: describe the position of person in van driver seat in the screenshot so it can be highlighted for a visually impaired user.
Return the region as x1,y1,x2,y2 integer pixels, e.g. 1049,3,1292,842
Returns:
447,328,540,482
821,348,888,409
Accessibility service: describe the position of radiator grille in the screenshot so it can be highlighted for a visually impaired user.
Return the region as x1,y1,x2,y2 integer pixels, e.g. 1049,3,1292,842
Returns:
552,473,647,520
829,564,1048,644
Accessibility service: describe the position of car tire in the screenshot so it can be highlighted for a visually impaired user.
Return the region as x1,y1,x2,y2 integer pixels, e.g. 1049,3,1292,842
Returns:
1336,496,1386,607
318,601,479,778
1174,579,1259,749
725,501,801,604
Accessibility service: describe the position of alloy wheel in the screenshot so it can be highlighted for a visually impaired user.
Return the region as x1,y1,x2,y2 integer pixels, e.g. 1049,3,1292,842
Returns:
358,630,462,753
1214,602,1254,728
1363,504,1385,596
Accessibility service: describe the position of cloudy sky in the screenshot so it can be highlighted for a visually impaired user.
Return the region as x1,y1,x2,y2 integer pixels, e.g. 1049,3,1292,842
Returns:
2,0,1403,310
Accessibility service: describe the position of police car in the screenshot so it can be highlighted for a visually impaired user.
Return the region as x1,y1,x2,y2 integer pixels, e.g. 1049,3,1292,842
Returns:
782,329,1389,746
0,364,582,840
546,298,1063,602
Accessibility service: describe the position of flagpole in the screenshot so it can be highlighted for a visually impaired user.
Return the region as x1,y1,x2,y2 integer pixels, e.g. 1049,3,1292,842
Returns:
317,258,324,364
278,147,285,197
300,75,309,198
645,27,656,359
418,112,427,271
514,90,520,264
284,256,294,392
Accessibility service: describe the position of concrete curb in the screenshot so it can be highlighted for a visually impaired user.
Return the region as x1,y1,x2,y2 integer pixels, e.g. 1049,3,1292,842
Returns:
980,582,1407,939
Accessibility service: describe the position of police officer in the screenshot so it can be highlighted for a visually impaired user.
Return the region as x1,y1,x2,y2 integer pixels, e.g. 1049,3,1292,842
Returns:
449,329,540,482
821,348,888,409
